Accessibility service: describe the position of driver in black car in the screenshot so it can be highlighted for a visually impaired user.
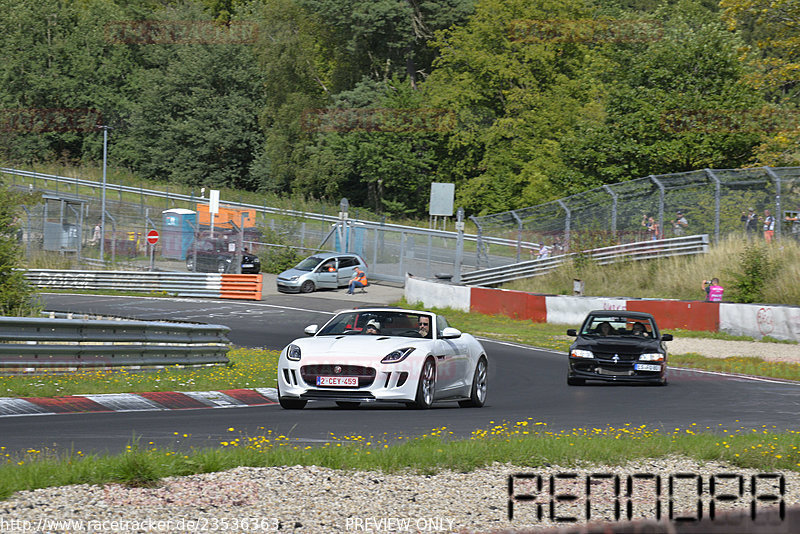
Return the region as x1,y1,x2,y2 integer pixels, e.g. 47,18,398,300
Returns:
595,321,613,336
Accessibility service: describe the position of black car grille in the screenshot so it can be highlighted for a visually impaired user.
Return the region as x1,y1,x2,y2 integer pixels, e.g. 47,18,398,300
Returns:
593,351,639,361
300,364,376,387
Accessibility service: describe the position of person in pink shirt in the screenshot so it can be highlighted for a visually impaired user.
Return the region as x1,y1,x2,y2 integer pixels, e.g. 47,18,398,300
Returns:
702,277,724,302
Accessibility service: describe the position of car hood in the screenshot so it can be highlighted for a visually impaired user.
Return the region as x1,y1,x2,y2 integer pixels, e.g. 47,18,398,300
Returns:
278,267,310,278
572,337,662,353
288,335,428,361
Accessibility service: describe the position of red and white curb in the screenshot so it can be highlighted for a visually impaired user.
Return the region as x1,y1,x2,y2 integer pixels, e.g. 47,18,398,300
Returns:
0,388,278,417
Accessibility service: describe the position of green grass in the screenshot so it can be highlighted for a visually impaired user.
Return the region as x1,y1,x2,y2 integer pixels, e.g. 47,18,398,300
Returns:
0,348,278,398
504,235,800,305
2,423,799,500
670,354,800,381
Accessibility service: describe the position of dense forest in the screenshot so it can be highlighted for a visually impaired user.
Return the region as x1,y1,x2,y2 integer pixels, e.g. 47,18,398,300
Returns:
1,0,797,217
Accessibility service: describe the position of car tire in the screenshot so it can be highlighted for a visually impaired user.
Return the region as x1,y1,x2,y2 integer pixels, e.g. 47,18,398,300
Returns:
300,280,315,293
217,261,229,274
412,358,436,409
336,401,360,409
277,384,307,410
459,357,487,408
567,375,585,386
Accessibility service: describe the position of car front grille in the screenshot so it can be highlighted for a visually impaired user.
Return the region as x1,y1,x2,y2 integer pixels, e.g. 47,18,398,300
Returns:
300,390,376,401
593,351,639,361
301,364,376,387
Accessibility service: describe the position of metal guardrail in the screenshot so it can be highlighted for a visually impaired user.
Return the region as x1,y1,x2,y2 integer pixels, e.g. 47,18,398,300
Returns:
22,270,263,300
0,316,231,369
460,234,710,286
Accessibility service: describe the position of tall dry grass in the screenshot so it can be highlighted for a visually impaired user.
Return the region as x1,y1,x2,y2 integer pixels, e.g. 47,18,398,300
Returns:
505,235,800,305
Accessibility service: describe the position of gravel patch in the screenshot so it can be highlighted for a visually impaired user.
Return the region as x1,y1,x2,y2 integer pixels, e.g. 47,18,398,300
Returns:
667,338,800,363
0,458,796,533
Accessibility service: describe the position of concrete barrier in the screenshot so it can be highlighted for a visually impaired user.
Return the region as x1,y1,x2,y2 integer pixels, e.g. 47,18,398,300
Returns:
404,277,800,342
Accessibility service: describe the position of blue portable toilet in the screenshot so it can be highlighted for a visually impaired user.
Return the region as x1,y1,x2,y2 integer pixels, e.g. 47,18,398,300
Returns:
162,208,197,260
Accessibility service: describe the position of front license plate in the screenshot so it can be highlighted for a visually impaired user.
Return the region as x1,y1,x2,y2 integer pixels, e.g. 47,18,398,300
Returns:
242,263,253,268
317,376,358,387
634,363,661,372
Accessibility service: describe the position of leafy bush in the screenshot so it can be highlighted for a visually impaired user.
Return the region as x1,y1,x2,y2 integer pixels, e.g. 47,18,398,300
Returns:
727,243,774,303
0,185,39,316
259,246,303,274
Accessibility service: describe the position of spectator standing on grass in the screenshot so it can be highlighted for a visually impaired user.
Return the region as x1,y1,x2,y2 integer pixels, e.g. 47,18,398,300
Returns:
642,215,660,240
90,219,101,246
671,211,688,237
742,208,758,237
785,211,800,241
763,209,775,243
346,266,367,294
538,243,552,259
702,277,724,302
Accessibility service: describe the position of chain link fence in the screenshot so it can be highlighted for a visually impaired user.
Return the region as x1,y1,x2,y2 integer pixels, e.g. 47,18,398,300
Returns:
470,167,800,266
6,165,800,284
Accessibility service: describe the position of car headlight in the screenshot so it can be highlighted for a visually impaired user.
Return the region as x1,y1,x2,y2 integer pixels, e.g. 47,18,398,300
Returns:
254,258,260,263
639,353,664,362
286,344,301,361
381,347,415,363
289,275,298,281
570,349,594,359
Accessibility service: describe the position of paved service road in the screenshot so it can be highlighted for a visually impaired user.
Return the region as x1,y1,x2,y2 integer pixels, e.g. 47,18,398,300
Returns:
1,292,798,455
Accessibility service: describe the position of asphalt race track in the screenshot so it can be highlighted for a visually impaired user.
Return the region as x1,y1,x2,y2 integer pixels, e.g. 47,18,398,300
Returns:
1,293,799,455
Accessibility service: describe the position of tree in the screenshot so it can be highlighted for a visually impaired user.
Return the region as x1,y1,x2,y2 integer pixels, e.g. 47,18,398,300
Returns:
561,0,766,183
0,0,136,164
422,0,603,214
720,0,800,166
0,185,38,316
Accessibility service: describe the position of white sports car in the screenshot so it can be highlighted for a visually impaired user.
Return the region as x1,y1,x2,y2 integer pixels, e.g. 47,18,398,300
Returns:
277,307,488,409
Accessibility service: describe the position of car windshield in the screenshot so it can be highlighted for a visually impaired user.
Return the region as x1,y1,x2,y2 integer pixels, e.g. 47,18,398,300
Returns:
317,311,434,339
294,256,324,271
581,316,655,338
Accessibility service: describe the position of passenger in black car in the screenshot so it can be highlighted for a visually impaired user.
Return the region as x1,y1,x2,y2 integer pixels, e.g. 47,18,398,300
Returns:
630,323,648,337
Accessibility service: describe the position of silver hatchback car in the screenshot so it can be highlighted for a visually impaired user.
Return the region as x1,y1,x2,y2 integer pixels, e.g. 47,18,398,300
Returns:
276,252,368,293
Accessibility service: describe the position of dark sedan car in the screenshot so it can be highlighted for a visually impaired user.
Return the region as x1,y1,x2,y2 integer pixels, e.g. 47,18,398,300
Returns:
566,311,672,386
186,238,261,274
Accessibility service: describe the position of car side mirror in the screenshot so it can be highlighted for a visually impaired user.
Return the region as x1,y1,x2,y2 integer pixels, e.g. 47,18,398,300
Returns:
566,329,577,336
304,325,318,336
440,327,462,339
661,333,673,341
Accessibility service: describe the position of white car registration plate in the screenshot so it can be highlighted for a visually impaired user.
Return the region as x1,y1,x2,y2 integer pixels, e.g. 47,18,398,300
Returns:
242,263,253,268
634,363,661,372
317,376,358,387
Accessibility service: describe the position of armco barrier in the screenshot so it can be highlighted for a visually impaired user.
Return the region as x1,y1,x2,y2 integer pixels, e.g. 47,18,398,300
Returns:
0,316,231,370
404,275,800,342
22,270,263,300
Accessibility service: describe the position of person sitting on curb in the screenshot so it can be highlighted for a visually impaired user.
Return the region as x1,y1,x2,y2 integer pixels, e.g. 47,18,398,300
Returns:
346,267,368,294
702,277,724,302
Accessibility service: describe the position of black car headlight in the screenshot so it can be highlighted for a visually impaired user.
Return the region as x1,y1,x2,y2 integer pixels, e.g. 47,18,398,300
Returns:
286,344,301,361
381,347,415,364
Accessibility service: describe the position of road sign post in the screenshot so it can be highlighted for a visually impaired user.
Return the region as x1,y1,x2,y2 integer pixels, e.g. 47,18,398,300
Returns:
147,230,159,271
